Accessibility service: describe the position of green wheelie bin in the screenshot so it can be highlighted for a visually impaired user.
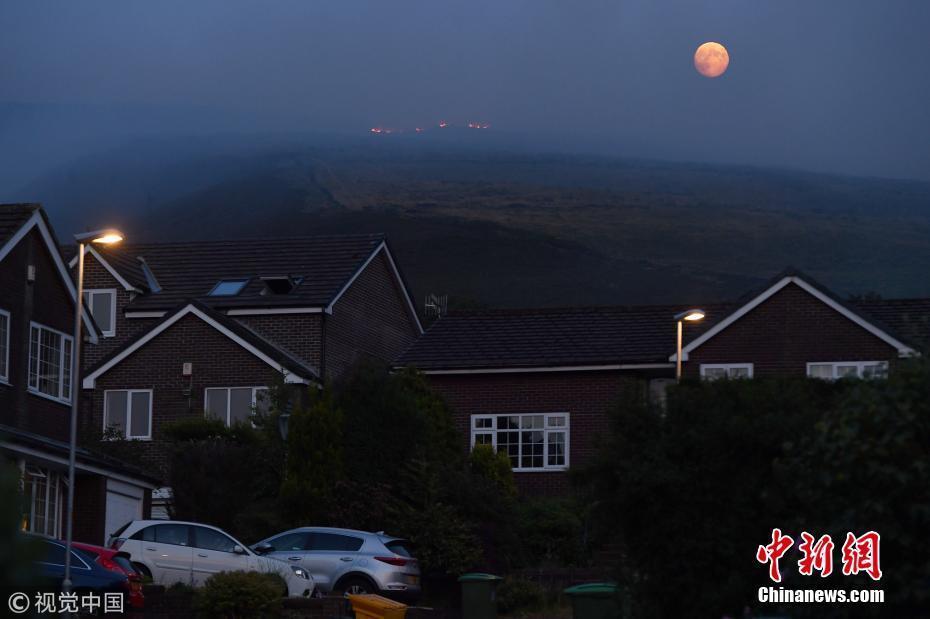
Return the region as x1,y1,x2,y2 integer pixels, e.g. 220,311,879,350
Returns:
458,573,502,619
564,582,620,619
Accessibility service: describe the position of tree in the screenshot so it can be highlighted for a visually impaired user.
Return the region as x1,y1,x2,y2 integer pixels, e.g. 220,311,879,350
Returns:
279,387,345,524
778,359,930,614
582,376,843,617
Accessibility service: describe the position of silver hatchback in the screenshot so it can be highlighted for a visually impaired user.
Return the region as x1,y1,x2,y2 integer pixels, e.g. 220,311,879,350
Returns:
252,527,420,600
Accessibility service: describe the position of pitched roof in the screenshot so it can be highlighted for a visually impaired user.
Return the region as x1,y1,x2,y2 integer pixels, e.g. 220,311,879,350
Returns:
0,204,99,343
0,203,40,247
397,268,930,372
0,424,160,486
82,299,319,388
853,298,930,351
675,270,918,361
395,303,730,371
91,234,387,311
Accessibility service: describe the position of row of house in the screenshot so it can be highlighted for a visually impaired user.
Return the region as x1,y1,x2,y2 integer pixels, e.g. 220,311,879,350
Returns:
2,203,928,542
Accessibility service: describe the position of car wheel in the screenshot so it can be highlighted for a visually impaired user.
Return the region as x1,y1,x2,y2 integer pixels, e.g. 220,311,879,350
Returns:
132,562,152,582
337,576,375,597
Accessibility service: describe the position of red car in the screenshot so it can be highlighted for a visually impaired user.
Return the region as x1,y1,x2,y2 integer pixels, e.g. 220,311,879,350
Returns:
70,541,145,610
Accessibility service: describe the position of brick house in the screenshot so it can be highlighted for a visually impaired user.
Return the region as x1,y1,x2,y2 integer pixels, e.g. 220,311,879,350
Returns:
72,234,422,488
395,269,928,495
0,204,158,544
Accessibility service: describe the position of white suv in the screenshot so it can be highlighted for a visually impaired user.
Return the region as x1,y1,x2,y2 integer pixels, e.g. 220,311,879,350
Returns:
109,520,314,597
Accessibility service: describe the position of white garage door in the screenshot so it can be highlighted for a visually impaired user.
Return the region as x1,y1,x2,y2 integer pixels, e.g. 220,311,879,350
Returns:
105,480,145,545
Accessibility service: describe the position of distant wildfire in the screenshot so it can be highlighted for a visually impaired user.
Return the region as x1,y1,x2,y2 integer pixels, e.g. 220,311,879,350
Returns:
369,119,489,135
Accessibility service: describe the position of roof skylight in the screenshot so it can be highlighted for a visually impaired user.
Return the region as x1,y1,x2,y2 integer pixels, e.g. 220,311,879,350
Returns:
208,279,248,296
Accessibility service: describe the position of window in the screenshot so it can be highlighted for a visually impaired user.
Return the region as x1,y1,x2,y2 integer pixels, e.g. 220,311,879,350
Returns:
83,289,116,337
28,323,73,403
471,413,570,471
208,279,248,296
807,361,888,381
700,364,754,380
0,309,9,383
193,526,238,553
267,532,311,552
204,387,268,426
104,390,152,439
138,524,191,546
309,532,364,552
23,466,62,538
39,540,90,570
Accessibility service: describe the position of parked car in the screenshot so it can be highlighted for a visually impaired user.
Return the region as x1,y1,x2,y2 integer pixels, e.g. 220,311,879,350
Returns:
109,520,314,597
29,535,130,601
71,541,145,610
252,527,420,601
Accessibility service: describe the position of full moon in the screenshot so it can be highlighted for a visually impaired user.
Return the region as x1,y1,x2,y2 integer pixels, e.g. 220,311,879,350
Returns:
694,41,729,78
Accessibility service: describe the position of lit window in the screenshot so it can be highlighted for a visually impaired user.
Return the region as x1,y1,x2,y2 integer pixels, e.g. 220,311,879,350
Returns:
104,390,153,439
208,280,248,296
0,309,9,383
470,413,569,471
28,323,73,404
83,289,116,337
806,361,888,381
205,387,269,426
700,364,754,380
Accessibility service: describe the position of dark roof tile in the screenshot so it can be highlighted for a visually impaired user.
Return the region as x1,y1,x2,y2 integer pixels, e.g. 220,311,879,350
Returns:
396,303,731,370
0,203,41,248
93,234,385,311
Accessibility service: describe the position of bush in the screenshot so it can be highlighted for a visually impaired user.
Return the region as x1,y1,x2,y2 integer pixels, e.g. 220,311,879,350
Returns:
469,444,517,498
514,498,587,567
496,577,547,614
581,376,843,617
194,571,285,618
778,359,930,614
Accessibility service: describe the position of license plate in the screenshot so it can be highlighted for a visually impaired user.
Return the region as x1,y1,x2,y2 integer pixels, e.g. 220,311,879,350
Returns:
405,575,420,586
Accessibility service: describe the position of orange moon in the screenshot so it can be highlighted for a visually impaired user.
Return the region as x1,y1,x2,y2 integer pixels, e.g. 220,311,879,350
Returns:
694,41,729,78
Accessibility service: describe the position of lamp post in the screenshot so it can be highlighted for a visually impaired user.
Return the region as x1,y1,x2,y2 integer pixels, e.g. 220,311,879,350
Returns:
63,229,123,596
674,309,705,382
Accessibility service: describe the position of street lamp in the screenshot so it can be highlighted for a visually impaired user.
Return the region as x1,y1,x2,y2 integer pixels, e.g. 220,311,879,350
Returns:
674,309,705,382
63,229,123,595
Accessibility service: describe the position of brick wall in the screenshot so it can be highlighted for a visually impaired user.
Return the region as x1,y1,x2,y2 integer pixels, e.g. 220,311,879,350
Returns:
683,283,899,378
0,228,77,441
72,473,107,544
85,313,299,477
427,370,632,496
234,313,323,370
324,250,420,381
77,252,154,369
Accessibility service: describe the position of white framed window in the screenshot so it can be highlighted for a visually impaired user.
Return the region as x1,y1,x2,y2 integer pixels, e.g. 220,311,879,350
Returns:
27,322,74,404
83,289,117,337
104,390,153,439
0,309,9,383
471,413,569,472
23,465,63,538
807,361,888,381
204,387,269,426
700,363,754,380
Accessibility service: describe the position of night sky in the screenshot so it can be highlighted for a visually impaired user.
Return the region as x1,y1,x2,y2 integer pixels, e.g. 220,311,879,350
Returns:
2,1,929,180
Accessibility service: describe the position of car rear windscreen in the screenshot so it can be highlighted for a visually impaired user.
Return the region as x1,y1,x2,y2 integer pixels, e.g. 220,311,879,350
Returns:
385,540,415,558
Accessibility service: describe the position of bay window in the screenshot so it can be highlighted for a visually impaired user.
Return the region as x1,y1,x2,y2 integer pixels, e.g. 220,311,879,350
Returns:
23,465,62,538
471,413,569,471
0,309,9,383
